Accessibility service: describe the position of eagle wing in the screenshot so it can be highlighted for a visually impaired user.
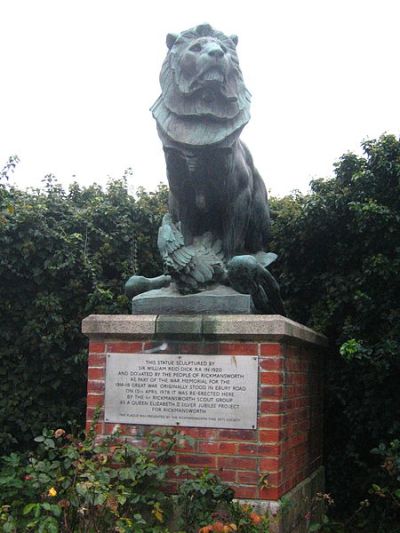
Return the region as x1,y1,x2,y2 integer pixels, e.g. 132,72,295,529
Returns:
158,217,226,293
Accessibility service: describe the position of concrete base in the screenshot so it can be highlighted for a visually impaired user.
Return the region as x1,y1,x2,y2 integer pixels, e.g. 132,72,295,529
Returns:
131,284,253,314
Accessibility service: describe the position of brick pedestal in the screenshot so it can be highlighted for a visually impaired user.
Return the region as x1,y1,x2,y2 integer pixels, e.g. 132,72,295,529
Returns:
82,314,327,532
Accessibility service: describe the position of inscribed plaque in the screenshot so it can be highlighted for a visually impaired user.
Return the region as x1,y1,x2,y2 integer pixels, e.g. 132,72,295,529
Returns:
104,353,258,429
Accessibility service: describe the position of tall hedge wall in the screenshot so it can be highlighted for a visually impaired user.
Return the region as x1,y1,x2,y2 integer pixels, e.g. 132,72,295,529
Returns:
0,176,167,452
1,135,400,518
270,134,400,511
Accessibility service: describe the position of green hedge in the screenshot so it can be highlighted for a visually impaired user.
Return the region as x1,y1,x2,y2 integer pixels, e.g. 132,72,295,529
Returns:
0,176,168,453
270,134,400,513
1,135,400,524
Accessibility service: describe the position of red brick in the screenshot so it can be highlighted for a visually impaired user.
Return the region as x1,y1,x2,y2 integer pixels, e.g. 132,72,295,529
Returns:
107,342,142,353
280,480,291,494
177,454,216,468
294,420,310,433
87,380,104,393
285,385,296,397
292,373,307,385
285,374,296,385
218,456,257,470
237,470,260,484
260,358,283,371
219,429,257,441
286,433,307,449
179,343,218,354
259,429,282,443
260,400,283,414
214,469,236,483
261,372,283,385
264,471,283,486
286,359,302,372
234,485,259,499
88,353,106,366
286,345,300,357
259,457,280,471
89,342,105,353
198,441,237,454
88,367,104,380
181,428,219,439
86,394,104,407
290,441,307,456
237,443,281,456
294,397,309,409
84,333,324,503
218,343,258,355
258,415,284,429
285,476,298,491
142,341,156,351
260,343,282,356
257,444,282,456
260,386,283,399
259,486,282,500
237,443,258,455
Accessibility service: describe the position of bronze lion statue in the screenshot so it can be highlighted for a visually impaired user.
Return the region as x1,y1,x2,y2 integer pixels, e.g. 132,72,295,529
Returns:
126,24,284,315
151,23,271,259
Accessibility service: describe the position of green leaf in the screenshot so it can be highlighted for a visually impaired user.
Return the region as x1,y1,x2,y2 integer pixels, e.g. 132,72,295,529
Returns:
50,504,62,517
3,521,17,533
23,503,37,515
117,494,127,505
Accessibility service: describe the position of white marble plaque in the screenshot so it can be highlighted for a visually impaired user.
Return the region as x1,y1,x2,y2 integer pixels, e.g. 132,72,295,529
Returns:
104,353,258,429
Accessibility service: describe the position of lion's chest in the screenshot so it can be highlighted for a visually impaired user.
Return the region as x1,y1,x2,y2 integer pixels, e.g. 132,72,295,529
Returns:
165,147,234,202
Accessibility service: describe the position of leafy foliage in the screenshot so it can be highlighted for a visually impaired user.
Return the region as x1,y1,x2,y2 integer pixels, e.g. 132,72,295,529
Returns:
270,134,400,521
0,176,168,454
2,134,400,530
307,440,400,532
0,427,173,532
198,503,269,533
366,439,400,529
176,470,234,532
0,426,269,532
0,155,20,183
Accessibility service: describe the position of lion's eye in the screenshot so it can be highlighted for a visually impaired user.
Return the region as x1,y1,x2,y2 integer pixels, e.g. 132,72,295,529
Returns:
189,43,202,52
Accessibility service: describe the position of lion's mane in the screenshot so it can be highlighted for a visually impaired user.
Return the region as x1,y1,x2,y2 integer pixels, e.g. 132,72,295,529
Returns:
151,24,252,146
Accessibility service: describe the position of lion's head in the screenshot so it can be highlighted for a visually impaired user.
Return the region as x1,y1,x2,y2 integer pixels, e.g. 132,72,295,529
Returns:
151,24,251,147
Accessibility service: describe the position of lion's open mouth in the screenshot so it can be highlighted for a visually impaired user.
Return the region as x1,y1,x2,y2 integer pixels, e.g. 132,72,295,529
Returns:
200,67,225,84
189,67,225,94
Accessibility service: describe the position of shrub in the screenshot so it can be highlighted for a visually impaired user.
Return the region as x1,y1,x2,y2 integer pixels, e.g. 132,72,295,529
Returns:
176,470,234,532
270,134,400,516
0,175,168,454
0,425,179,532
0,426,270,533
365,439,400,530
307,439,400,532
